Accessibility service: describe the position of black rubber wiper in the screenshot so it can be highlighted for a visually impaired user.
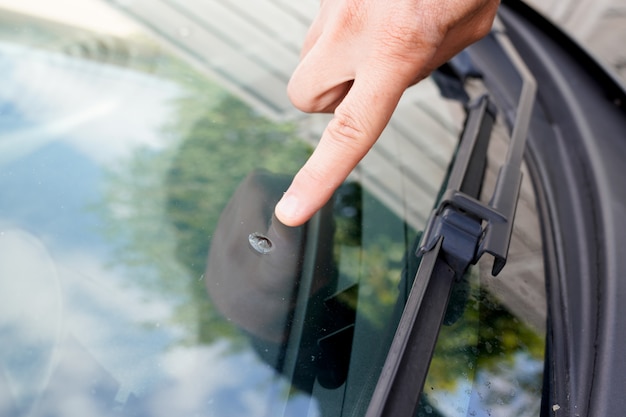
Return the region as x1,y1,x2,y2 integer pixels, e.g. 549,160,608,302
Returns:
365,26,536,417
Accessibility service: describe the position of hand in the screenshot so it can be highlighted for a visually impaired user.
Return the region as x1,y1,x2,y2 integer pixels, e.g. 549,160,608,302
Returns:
275,0,499,226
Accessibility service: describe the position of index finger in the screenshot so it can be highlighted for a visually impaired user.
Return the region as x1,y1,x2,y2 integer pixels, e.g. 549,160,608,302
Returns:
275,68,412,226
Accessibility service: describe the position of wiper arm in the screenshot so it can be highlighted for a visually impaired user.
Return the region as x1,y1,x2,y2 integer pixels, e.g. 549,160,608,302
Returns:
365,27,536,417
418,93,497,276
363,94,498,417
420,29,537,276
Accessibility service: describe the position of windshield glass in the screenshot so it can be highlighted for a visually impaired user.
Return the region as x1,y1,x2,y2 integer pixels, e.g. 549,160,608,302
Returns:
0,2,465,416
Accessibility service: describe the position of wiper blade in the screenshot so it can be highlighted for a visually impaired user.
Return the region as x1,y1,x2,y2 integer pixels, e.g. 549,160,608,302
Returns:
365,27,536,417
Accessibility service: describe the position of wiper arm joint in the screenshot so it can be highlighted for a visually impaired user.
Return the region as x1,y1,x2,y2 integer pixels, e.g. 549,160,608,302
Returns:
419,36,536,276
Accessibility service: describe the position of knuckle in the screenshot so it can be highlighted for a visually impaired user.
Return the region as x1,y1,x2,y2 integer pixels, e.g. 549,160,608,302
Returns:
334,0,365,35
374,11,446,65
473,18,494,41
299,162,328,189
475,1,500,38
326,108,368,150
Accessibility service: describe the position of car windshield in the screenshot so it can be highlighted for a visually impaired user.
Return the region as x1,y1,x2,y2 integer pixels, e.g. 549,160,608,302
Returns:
0,1,545,416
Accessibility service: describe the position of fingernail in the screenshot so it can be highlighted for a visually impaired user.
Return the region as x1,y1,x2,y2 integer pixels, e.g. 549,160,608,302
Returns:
275,194,299,224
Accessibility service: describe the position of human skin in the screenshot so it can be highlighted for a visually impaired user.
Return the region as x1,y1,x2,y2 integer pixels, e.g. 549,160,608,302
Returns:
275,0,500,226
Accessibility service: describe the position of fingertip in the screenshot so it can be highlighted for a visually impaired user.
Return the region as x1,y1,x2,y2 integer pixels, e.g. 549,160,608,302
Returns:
275,194,307,227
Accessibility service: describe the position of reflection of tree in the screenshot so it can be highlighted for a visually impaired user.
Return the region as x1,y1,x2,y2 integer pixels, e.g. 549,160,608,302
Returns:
342,235,408,328
101,66,311,347
420,269,545,415
165,92,313,346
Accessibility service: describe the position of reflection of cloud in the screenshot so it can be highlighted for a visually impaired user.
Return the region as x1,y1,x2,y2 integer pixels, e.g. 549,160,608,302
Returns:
428,352,543,417
0,227,176,408
0,42,181,166
58,249,176,324
0,98,118,164
0,229,62,413
468,353,543,417
0,229,62,344
28,336,122,417
0,230,318,416
51,248,182,401
146,343,319,417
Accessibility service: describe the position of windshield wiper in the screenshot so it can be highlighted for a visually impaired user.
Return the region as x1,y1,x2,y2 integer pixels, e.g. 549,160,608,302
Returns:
365,26,537,417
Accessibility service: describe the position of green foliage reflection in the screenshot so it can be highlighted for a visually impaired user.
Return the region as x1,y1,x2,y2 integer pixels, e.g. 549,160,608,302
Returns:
102,63,311,347
420,268,545,415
